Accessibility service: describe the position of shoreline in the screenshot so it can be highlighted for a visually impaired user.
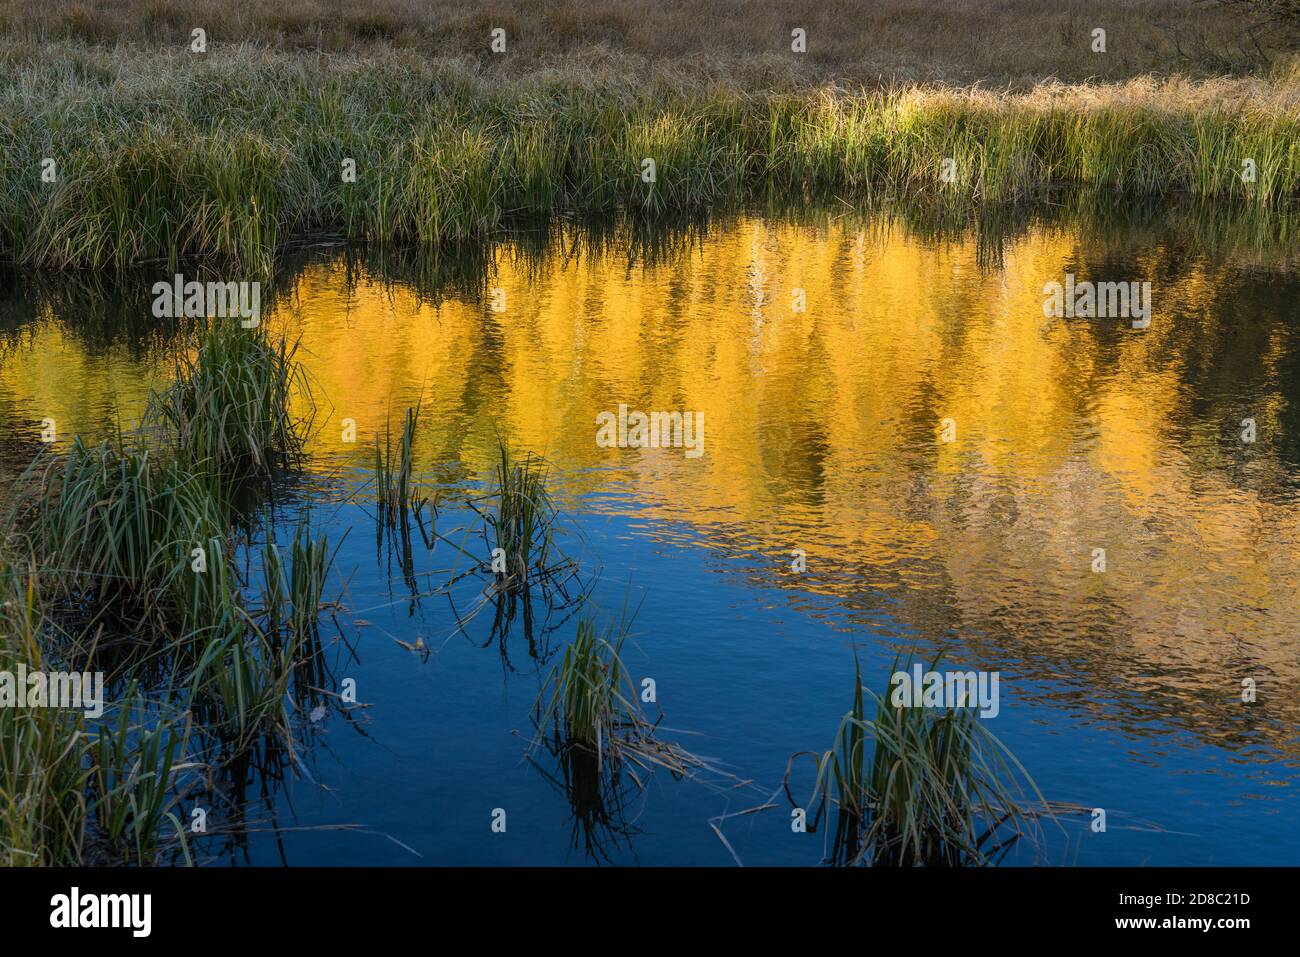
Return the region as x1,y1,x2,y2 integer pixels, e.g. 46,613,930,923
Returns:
1,44,1296,271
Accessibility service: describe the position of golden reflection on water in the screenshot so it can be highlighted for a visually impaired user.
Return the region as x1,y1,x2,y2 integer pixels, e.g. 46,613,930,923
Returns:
3,214,1299,737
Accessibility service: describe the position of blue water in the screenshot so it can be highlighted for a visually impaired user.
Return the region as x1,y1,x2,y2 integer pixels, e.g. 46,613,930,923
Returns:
221,482,1300,867
3,205,1299,866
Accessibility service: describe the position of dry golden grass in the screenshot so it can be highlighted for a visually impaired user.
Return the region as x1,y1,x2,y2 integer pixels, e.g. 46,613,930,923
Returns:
0,0,1294,87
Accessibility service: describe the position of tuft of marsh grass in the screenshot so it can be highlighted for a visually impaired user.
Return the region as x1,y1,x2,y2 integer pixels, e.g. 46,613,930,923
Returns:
438,442,586,657
537,614,631,771
32,437,230,631
787,658,1043,867
189,513,337,749
89,695,193,866
187,619,292,749
145,321,313,483
374,403,427,533
527,606,712,861
533,610,700,778
481,441,561,589
0,555,198,866
0,558,91,866
271,512,338,648
372,403,436,615
429,440,589,669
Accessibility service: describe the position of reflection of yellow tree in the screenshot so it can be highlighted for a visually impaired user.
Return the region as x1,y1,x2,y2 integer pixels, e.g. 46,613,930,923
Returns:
5,216,1299,736
0,317,160,441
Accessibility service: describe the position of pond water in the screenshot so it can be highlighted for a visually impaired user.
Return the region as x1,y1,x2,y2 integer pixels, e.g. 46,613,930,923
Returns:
2,201,1299,865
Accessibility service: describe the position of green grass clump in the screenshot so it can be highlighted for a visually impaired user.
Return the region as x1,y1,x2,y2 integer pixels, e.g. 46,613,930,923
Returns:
33,438,229,630
789,659,1042,867
534,610,699,777
261,512,337,649
480,442,561,590
146,322,312,482
189,514,336,748
0,560,91,866
537,614,633,770
88,695,192,866
0,557,196,866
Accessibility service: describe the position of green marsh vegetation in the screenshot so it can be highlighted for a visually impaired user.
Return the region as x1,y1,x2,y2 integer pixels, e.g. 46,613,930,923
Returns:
87,695,195,866
0,39,1295,271
20,320,318,639
785,659,1045,867
373,403,436,558
187,513,339,749
370,402,438,619
0,315,346,864
146,320,314,483
374,404,424,532
481,442,565,592
30,437,229,632
0,558,89,865
0,555,202,865
529,607,708,857
533,610,706,777
433,441,588,667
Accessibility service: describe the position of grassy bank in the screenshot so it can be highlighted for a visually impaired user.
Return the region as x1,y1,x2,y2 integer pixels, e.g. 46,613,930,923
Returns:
0,42,1296,270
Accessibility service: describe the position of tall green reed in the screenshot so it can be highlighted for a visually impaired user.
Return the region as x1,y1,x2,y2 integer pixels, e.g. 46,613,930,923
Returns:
374,403,423,530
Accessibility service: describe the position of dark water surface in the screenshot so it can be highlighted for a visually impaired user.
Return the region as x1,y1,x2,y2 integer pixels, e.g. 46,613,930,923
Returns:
2,202,1299,865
